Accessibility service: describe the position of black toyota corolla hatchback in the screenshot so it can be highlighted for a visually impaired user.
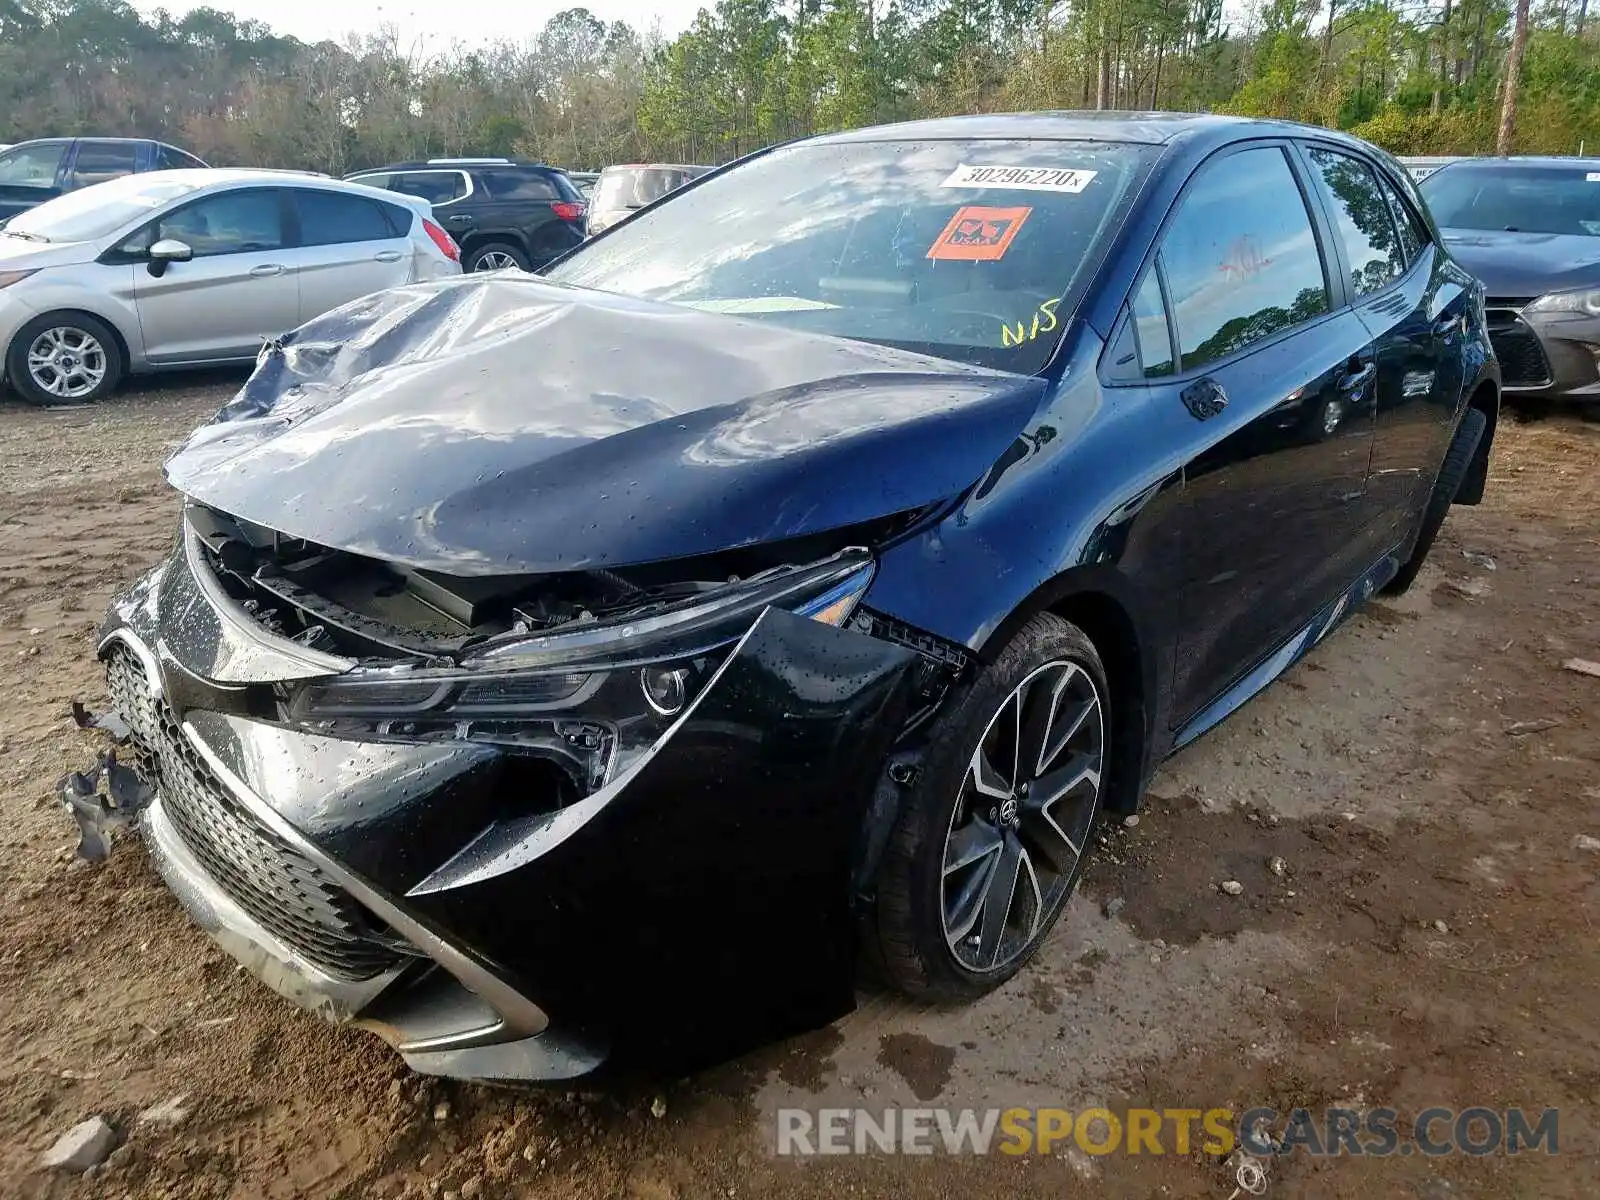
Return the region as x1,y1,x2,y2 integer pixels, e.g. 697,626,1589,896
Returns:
71,113,1498,1083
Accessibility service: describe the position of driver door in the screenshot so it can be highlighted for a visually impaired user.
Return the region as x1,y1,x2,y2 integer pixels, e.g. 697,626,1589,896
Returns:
129,187,299,363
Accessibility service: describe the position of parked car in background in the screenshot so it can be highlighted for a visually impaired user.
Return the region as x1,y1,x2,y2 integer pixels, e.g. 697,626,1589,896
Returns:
1399,154,1465,182
1421,156,1600,402
565,170,600,197
0,169,460,404
344,158,586,272
80,113,1499,1083
585,162,712,235
0,137,208,223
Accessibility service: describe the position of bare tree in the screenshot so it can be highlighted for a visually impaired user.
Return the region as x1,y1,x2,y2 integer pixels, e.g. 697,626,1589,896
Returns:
1497,0,1530,155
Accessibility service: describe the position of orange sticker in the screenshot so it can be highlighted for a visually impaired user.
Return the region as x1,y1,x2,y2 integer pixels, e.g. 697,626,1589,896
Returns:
927,205,1032,261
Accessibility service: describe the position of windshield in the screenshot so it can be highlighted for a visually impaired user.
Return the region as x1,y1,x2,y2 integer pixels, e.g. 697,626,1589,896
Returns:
1421,163,1600,236
5,174,202,242
593,166,704,210
550,139,1151,374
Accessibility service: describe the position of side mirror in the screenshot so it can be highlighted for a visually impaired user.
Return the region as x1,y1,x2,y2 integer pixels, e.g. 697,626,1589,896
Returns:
146,238,192,278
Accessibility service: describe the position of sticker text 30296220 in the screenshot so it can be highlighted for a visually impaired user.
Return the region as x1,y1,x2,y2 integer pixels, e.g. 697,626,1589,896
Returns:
941,164,1099,193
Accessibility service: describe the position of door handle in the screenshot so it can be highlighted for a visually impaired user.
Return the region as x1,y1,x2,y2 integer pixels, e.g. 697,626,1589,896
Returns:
1432,312,1464,337
444,214,471,225
1338,360,1377,393
249,264,284,277
373,250,403,263
1180,377,1228,420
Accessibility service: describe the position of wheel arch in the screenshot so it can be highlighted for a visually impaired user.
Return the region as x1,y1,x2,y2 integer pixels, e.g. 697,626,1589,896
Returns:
5,306,133,380
457,229,531,262
1456,377,1499,506
970,569,1158,817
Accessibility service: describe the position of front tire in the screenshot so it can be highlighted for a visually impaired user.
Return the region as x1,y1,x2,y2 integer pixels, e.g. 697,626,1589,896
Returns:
873,612,1108,1001
6,312,123,406
465,241,530,272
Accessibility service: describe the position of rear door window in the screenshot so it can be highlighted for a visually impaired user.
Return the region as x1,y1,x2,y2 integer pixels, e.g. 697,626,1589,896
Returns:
1305,146,1405,297
1159,146,1331,372
295,190,401,245
69,141,140,189
386,171,468,205
483,170,559,200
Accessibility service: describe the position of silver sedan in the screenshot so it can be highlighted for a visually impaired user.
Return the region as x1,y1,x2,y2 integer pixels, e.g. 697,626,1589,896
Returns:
0,169,463,404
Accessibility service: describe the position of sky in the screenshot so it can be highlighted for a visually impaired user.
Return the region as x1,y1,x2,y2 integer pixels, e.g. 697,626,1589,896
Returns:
134,1,708,52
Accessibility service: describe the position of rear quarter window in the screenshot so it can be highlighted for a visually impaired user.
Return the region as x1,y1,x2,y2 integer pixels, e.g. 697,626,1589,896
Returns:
158,145,207,170
1377,171,1429,266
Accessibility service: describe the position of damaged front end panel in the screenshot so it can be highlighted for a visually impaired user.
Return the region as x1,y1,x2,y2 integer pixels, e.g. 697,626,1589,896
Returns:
70,498,969,1078
58,275,1026,1079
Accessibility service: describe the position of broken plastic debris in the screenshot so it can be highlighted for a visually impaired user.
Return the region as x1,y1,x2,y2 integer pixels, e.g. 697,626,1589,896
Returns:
56,749,152,862
70,700,132,743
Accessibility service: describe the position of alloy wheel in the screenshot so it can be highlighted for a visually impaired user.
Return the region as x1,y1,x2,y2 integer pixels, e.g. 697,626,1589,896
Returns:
473,251,519,271
940,660,1104,972
27,326,108,400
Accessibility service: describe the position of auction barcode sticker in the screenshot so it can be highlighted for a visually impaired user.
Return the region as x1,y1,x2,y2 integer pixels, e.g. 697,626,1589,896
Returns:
1587,171,1600,182
941,164,1098,193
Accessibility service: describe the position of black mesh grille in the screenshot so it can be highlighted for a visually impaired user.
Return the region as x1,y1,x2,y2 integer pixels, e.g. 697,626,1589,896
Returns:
1487,323,1553,389
106,646,411,981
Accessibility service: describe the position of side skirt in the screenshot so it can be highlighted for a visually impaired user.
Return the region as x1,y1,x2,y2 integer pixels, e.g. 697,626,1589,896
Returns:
1168,548,1403,754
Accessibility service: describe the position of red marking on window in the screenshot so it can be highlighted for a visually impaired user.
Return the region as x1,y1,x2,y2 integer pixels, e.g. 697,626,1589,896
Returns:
1218,235,1272,279
927,205,1032,261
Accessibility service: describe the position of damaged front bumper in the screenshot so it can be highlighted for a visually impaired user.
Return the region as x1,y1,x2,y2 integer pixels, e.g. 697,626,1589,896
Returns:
81,535,924,1081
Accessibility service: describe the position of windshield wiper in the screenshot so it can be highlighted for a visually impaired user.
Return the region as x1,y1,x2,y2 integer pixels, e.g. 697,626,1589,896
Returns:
0,228,47,242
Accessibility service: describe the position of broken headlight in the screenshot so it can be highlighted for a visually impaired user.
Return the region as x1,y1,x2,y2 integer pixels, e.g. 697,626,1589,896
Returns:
281,552,875,790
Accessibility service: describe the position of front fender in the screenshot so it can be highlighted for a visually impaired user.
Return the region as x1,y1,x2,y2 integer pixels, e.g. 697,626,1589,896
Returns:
862,331,1189,789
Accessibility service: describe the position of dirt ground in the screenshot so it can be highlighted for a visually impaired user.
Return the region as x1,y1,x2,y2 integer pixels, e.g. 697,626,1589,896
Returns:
0,378,1596,1199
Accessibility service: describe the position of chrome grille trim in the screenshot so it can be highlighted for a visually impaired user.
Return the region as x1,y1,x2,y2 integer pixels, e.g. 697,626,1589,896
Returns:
105,645,410,981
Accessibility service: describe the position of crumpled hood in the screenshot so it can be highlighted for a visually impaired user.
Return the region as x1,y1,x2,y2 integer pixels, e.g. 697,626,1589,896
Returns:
1441,228,1600,298
165,275,1047,575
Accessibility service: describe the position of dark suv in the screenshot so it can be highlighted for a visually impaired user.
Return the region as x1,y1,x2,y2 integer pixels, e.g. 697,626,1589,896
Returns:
344,158,587,272
0,137,208,222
